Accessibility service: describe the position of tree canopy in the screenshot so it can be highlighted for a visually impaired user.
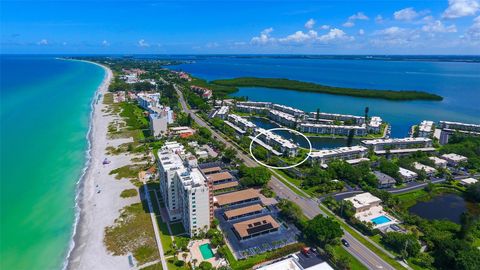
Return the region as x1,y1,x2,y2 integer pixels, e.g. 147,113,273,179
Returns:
304,215,343,247
238,165,271,187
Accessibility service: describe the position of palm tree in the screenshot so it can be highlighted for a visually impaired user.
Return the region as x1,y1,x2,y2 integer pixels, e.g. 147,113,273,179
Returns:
182,252,188,262
316,108,320,123
364,106,369,123
192,258,198,268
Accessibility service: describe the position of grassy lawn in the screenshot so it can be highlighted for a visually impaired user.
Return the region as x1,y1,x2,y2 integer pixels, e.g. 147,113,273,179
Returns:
318,204,405,270
166,259,189,270
120,188,138,198
148,190,174,255
104,203,160,265
169,222,186,235
110,164,146,180
333,245,369,270
140,262,163,270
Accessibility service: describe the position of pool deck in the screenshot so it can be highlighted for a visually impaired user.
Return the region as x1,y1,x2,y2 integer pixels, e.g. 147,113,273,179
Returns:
185,239,227,268
354,206,398,229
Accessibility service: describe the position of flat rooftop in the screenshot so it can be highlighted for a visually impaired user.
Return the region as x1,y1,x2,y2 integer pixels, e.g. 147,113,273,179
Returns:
232,215,280,238
309,146,367,158
201,166,222,174
362,137,432,145
215,188,260,206
344,192,382,209
224,204,263,219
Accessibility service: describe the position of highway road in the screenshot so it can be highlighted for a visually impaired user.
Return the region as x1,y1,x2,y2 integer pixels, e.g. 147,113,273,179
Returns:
175,84,397,270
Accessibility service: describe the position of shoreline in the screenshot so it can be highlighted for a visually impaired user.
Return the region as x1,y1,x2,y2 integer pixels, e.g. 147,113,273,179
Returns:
62,59,113,270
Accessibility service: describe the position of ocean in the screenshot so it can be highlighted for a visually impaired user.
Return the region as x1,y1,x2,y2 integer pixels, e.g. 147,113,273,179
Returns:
0,55,105,270
169,56,480,137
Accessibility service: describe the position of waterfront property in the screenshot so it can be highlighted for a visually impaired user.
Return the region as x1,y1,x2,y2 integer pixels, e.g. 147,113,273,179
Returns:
237,101,272,108
441,153,468,167
253,128,299,157
190,85,213,99
235,104,267,114
460,177,479,186
272,103,305,117
438,121,480,144
344,192,398,229
417,120,435,138
156,142,212,236
368,116,383,133
308,146,368,166
268,109,297,128
308,111,365,125
299,123,367,136
227,114,256,133
212,106,229,119
361,137,434,155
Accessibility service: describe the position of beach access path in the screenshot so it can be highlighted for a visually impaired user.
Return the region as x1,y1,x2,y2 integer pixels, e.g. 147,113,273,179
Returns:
66,64,141,270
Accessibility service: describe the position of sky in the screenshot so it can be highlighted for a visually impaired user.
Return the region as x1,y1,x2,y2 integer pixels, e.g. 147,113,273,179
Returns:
1,0,480,54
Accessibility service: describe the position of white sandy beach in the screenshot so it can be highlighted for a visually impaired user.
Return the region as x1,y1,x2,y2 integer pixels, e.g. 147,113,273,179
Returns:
66,63,141,270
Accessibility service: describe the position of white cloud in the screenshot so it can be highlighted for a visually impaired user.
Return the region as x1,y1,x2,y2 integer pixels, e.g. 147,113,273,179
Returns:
394,7,419,21
137,39,149,47
37,39,48,45
279,30,317,43
359,29,365,35
465,15,480,39
102,40,110,46
251,27,275,45
371,26,420,46
442,0,480,19
422,20,457,33
206,42,219,48
343,12,369,27
375,15,384,23
318,28,354,42
320,25,330,30
305,18,315,29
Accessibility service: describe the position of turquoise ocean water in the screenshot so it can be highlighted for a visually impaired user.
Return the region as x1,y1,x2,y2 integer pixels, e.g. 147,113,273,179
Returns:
0,56,104,270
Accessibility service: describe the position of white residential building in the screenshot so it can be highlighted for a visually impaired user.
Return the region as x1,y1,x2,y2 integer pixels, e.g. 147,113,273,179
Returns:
256,253,334,270
417,120,435,138
413,162,437,176
460,178,478,186
368,116,383,133
237,101,272,108
268,109,297,127
438,121,480,144
441,153,468,166
235,105,267,114
253,128,298,157
137,92,161,111
309,112,365,125
309,146,368,165
149,113,168,138
361,137,434,155
156,142,212,236
399,167,418,182
228,114,257,133
213,106,229,119
429,156,448,168
299,123,367,136
272,104,305,117
344,192,382,213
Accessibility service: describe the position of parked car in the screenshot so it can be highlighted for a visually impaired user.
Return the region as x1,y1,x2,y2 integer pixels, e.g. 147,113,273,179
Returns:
341,239,350,247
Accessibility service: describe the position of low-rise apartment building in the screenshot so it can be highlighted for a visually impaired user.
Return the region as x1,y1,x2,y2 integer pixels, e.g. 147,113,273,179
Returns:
429,156,448,168
299,123,367,136
399,167,418,182
309,112,366,125
235,105,267,114
438,121,480,144
309,146,368,165
268,109,297,128
441,153,468,166
417,120,435,138
254,128,299,157
413,162,437,176
272,104,305,117
344,192,382,213
361,137,434,155
212,106,229,119
368,116,383,133
227,114,257,133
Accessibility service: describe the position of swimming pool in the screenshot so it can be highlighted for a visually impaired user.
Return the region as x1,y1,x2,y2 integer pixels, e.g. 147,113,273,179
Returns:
371,215,392,225
199,243,214,260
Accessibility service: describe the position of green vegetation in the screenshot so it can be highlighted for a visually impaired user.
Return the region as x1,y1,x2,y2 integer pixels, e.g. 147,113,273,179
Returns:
120,188,138,198
238,165,271,187
304,215,343,247
110,164,146,180
381,232,421,258
140,262,163,270
440,135,480,171
212,77,443,101
104,203,159,265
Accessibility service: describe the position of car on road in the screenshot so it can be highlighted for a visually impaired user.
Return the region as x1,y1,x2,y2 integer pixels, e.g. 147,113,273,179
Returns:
341,239,350,247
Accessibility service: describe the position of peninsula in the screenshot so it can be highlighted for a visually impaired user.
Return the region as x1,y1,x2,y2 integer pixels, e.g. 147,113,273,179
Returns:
211,77,443,101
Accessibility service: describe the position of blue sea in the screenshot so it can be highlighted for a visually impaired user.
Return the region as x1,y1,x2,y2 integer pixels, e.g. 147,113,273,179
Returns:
0,55,105,270
169,56,480,137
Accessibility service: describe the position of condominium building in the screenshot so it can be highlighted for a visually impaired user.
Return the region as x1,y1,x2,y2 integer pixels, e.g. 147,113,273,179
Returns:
268,109,297,128
361,137,434,155
272,104,305,117
368,116,383,133
417,120,435,138
441,153,468,166
149,113,168,138
236,101,272,108
299,123,367,136
156,142,212,236
232,215,280,241
235,105,267,114
413,162,437,176
398,167,418,182
227,114,257,133
438,121,480,144
213,106,229,119
190,85,212,99
429,156,448,168
137,92,161,111
254,128,299,157
309,146,368,165
309,112,365,125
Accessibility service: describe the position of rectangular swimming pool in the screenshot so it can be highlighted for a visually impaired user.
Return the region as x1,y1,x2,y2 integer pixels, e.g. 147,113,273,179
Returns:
199,243,214,260
371,215,392,225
